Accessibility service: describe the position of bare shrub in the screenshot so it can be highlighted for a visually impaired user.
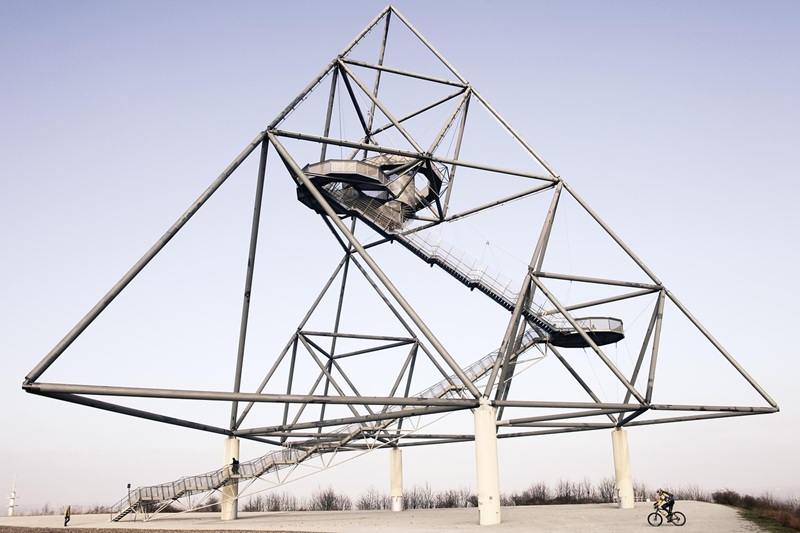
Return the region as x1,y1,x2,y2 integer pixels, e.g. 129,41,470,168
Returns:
674,484,709,502
158,502,183,513
520,482,550,505
434,487,473,508
273,491,299,511
308,485,351,511
242,494,265,512
501,493,517,506
596,477,617,503
404,483,435,509
356,486,391,510
742,494,759,510
244,491,298,512
207,495,221,512
82,504,112,514
29,503,55,516
466,493,478,507
633,480,652,502
578,477,599,502
712,489,742,506
554,479,579,504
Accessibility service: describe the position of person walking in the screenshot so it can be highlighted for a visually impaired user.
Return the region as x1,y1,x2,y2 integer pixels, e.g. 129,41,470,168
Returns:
63,505,71,527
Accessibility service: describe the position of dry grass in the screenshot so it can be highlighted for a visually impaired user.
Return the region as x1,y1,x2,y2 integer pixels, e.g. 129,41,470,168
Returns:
713,489,800,532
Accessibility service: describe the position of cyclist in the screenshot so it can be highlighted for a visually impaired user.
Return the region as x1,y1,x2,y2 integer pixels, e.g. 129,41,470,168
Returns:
655,488,675,521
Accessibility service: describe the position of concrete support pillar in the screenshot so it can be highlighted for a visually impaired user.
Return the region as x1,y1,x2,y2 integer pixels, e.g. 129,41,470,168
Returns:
474,399,501,525
611,428,634,509
389,447,404,512
221,436,240,521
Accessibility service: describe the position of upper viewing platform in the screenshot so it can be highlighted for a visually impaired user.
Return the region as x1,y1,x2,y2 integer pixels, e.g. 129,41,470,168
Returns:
298,157,624,349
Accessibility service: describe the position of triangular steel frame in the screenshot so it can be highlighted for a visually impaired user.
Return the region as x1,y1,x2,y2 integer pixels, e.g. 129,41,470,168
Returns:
24,6,777,454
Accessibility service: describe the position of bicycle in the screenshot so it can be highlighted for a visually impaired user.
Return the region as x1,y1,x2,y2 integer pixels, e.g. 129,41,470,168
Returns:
647,503,686,526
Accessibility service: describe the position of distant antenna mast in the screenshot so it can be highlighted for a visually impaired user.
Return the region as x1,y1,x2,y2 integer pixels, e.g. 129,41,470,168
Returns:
7,475,16,517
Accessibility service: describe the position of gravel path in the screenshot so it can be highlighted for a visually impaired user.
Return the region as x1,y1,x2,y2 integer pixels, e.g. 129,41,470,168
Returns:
0,501,765,533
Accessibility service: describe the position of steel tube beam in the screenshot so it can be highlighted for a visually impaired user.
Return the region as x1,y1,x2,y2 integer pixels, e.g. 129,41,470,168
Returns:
442,92,470,218
298,335,363,420
236,404,464,437
24,131,266,384
320,68,339,162
626,411,773,426
341,58,467,87
268,131,482,398
315,221,356,427
428,90,471,157
486,182,563,400
498,426,609,438
236,254,350,427
531,275,646,403
624,299,660,405
338,60,424,152
498,408,628,426
561,180,663,285
365,14,390,139
666,290,778,408
230,137,270,431
24,382,480,407
535,271,662,290
389,8,467,84
235,334,297,429
272,129,555,181
444,183,556,222
645,290,666,403
540,287,658,316
350,88,468,160
38,392,232,435
470,88,559,178
268,5,390,130
302,331,415,342
547,344,617,424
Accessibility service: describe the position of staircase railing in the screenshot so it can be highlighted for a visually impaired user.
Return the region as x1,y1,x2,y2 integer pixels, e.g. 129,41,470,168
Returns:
109,323,544,522
110,185,559,521
324,187,568,335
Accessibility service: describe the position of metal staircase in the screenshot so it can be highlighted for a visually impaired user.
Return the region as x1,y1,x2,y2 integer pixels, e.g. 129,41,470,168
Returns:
109,336,533,521
319,184,621,344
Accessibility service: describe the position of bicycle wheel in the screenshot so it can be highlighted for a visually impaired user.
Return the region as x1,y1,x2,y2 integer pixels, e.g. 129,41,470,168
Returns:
647,512,663,526
670,511,686,526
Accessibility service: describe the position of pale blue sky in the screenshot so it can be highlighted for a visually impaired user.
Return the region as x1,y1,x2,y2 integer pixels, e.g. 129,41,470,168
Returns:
2,0,799,510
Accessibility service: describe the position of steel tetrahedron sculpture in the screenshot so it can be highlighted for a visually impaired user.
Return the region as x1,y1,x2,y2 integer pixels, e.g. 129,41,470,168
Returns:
23,5,778,518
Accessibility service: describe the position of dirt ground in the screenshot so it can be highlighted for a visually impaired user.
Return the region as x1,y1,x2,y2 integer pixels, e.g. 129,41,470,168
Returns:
0,501,766,533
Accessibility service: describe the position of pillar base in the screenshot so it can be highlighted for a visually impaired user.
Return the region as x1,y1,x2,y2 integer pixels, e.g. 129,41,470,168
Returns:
390,448,404,512
474,400,501,525
612,428,634,509
221,437,240,520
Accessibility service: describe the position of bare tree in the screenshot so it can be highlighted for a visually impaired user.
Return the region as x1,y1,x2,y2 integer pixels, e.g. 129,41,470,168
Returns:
511,482,550,505
405,483,435,509
675,484,709,502
309,486,351,511
579,477,597,502
356,486,391,510
435,487,473,508
633,480,652,502
554,479,578,504
596,477,617,503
